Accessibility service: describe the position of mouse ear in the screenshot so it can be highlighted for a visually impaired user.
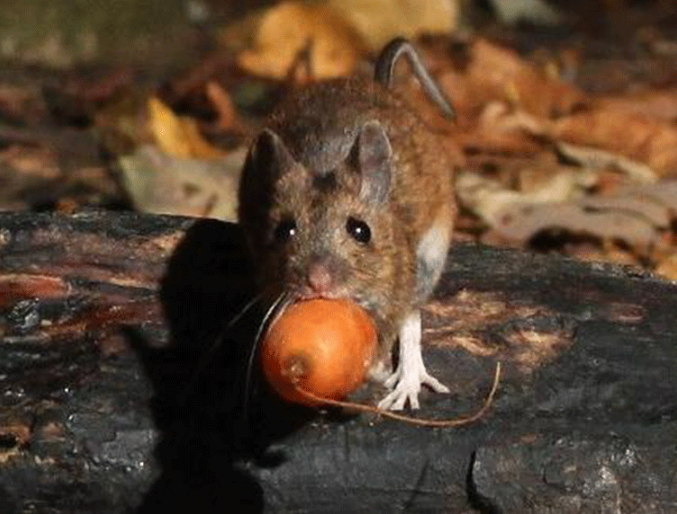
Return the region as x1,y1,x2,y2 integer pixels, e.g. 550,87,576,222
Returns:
355,120,392,204
239,129,298,234
248,129,298,178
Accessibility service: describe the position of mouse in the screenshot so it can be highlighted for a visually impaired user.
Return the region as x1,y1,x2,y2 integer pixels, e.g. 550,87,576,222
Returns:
238,38,458,410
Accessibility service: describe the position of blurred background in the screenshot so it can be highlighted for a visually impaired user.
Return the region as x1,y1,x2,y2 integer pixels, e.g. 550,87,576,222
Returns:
2,0,677,276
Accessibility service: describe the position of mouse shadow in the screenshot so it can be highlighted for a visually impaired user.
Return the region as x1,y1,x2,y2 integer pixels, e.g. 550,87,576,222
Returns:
131,219,316,514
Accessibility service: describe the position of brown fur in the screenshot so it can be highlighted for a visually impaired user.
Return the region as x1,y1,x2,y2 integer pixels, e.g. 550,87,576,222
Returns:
238,76,457,367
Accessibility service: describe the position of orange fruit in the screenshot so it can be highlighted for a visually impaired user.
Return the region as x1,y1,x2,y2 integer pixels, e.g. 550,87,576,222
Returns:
261,299,377,406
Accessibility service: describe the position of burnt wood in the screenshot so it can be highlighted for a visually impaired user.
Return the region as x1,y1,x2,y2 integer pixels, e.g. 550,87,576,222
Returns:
0,211,675,514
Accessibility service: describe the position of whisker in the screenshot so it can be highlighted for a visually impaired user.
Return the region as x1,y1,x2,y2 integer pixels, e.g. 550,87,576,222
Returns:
227,292,263,330
242,289,294,423
177,292,262,408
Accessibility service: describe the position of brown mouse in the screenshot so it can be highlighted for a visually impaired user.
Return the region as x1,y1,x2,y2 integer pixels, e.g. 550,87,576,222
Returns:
238,38,458,410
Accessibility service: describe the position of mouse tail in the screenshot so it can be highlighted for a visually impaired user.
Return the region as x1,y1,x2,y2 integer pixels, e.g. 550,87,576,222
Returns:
374,37,456,121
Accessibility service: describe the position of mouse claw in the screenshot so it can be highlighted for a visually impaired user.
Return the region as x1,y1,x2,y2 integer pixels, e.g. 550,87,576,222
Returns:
378,383,419,410
383,370,400,390
423,373,450,394
383,367,447,392
378,365,449,411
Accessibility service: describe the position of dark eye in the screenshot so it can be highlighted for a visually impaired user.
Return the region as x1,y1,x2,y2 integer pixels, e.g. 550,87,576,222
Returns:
274,218,297,243
346,217,371,244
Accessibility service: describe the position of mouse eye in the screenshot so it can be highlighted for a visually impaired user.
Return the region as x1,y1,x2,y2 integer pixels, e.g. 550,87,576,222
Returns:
346,216,371,244
274,218,297,243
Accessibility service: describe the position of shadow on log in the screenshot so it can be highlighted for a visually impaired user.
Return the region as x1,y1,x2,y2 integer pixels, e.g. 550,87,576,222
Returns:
0,211,676,513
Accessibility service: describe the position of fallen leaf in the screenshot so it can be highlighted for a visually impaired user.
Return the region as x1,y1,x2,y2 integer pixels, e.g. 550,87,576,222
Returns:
458,126,543,157
487,0,562,25
552,108,677,176
0,144,60,210
484,180,677,246
491,202,662,246
593,88,677,122
581,194,669,228
237,1,365,80
655,252,677,281
59,67,135,103
443,38,586,121
556,142,657,184
329,0,460,52
0,83,47,124
628,179,677,210
455,101,547,156
0,144,59,179
205,81,242,132
147,97,227,159
118,145,246,221
478,101,549,136
457,167,598,226
571,243,640,268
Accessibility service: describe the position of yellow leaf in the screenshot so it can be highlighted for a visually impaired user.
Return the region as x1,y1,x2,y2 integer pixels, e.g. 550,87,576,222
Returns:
180,116,229,159
329,0,460,52
147,97,226,159
237,1,365,80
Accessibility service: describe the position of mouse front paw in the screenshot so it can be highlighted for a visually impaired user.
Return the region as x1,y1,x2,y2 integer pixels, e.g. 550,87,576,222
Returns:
377,357,449,411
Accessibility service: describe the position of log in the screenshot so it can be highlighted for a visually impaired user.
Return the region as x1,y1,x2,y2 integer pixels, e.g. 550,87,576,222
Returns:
0,211,676,514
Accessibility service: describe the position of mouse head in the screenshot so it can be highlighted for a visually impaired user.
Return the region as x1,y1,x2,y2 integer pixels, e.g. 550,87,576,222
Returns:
238,120,413,315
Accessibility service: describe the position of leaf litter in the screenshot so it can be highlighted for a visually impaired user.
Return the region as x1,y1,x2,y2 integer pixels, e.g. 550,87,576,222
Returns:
4,1,677,278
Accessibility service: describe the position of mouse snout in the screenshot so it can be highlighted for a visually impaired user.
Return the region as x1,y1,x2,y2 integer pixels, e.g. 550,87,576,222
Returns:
307,260,332,294
299,254,346,297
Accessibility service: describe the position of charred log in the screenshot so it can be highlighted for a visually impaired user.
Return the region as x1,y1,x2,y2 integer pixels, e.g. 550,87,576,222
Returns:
0,211,675,513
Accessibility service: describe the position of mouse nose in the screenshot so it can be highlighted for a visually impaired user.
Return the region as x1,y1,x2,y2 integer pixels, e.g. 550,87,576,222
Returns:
307,261,332,294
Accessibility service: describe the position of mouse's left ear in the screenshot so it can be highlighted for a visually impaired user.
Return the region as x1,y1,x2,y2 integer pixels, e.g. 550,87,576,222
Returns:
355,120,392,204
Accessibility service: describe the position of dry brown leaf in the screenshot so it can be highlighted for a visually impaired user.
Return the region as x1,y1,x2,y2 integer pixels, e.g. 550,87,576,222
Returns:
458,127,543,157
594,88,677,121
205,81,242,132
446,38,586,120
491,202,662,246
556,143,658,184
454,101,547,156
457,167,598,226
552,108,677,177
655,252,677,281
483,180,677,246
0,144,60,211
147,97,227,159
581,195,669,227
0,144,59,179
329,0,460,52
237,1,365,80
118,145,246,221
0,83,47,123
478,102,548,136
452,103,551,174
516,153,582,194
571,243,640,268
628,179,677,210
437,69,477,129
